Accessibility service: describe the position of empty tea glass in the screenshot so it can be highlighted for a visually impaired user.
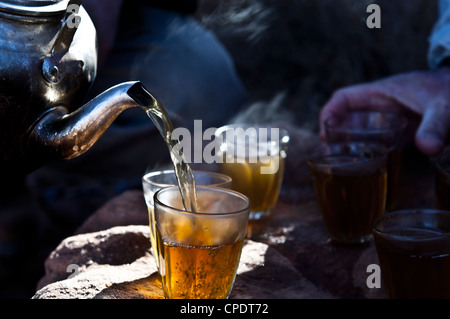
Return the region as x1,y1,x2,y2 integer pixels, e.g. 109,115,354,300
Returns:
154,185,250,299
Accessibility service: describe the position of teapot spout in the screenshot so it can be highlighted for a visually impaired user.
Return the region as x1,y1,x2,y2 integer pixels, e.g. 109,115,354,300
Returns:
27,81,152,162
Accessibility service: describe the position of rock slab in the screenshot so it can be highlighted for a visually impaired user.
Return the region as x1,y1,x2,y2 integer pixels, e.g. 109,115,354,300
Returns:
33,225,332,299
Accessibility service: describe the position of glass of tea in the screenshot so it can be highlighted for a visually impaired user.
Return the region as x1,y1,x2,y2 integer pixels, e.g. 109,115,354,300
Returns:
154,185,250,299
307,142,388,244
324,111,407,211
373,209,450,299
142,170,232,270
215,124,289,220
435,146,450,210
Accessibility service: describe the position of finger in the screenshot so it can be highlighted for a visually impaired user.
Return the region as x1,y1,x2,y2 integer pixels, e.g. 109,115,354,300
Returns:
319,83,403,140
415,106,450,157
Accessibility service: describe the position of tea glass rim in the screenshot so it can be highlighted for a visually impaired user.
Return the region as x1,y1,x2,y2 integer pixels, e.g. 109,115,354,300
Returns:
154,185,251,217
142,169,232,189
214,123,290,143
307,141,390,167
372,209,450,240
324,111,408,134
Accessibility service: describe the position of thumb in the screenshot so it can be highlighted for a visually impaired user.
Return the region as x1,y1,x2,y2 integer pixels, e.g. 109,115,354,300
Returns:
415,106,450,157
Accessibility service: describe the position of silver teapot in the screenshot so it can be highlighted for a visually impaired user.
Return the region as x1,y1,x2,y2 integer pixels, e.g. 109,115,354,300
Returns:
0,0,156,190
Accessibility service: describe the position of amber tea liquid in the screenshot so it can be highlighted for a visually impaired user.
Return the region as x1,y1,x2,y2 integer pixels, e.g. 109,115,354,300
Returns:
138,86,250,300
156,229,244,299
220,153,285,218
374,227,450,299
137,86,200,271
141,94,199,213
308,154,387,243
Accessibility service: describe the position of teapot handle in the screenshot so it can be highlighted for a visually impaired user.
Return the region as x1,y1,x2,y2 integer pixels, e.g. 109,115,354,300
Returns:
42,0,84,83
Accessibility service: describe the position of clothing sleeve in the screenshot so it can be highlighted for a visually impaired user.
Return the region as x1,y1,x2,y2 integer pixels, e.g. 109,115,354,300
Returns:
428,0,450,69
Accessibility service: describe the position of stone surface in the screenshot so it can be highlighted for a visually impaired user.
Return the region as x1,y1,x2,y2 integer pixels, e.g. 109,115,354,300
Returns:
35,225,152,292
33,225,332,299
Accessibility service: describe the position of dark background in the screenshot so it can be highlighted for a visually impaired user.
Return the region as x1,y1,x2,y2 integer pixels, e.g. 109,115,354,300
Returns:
0,0,439,298
196,0,437,130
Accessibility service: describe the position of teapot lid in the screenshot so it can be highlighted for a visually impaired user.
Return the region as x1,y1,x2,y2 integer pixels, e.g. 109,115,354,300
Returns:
0,0,70,16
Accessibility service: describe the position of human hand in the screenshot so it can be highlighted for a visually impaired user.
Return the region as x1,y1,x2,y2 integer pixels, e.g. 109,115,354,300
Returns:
319,68,450,157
